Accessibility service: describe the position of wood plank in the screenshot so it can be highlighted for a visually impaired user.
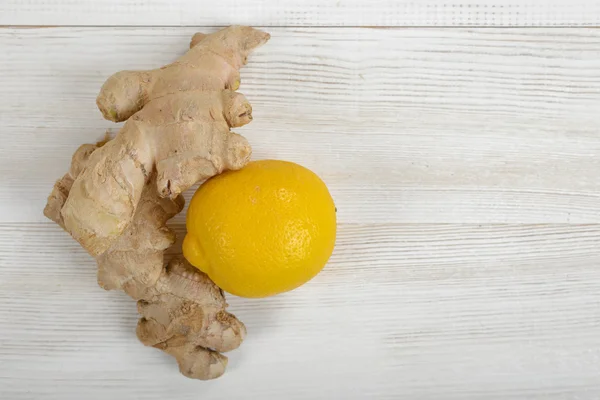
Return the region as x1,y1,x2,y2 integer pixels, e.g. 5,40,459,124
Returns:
1,223,599,399
1,27,599,223
2,0,600,27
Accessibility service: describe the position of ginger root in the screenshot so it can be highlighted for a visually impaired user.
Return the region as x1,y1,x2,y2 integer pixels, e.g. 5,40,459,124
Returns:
137,256,245,379
96,25,269,123
44,26,269,379
62,90,253,257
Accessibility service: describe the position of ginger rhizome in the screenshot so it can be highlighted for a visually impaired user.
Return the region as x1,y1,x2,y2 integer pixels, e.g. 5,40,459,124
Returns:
44,26,270,379
96,26,267,123
63,90,253,257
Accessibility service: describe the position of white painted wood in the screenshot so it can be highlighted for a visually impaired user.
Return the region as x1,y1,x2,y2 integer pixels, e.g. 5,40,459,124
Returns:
3,0,600,27
2,23,600,400
1,223,600,399
1,27,599,223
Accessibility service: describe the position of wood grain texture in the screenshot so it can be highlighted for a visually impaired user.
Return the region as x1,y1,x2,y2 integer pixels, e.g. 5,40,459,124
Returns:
1,27,599,223
2,19,600,400
1,223,600,399
3,0,600,27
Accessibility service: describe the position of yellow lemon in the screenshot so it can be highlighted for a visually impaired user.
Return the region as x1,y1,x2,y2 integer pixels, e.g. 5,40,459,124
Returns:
183,160,336,298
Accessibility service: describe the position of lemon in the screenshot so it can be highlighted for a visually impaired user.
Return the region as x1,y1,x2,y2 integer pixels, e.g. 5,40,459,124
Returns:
183,160,336,298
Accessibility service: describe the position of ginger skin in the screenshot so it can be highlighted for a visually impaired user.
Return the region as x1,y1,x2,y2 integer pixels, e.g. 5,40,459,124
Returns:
62,90,253,257
44,26,269,380
137,257,245,380
97,25,269,123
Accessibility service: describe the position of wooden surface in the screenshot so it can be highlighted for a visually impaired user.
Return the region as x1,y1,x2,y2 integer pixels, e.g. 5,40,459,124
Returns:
2,2,600,399
3,0,600,26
